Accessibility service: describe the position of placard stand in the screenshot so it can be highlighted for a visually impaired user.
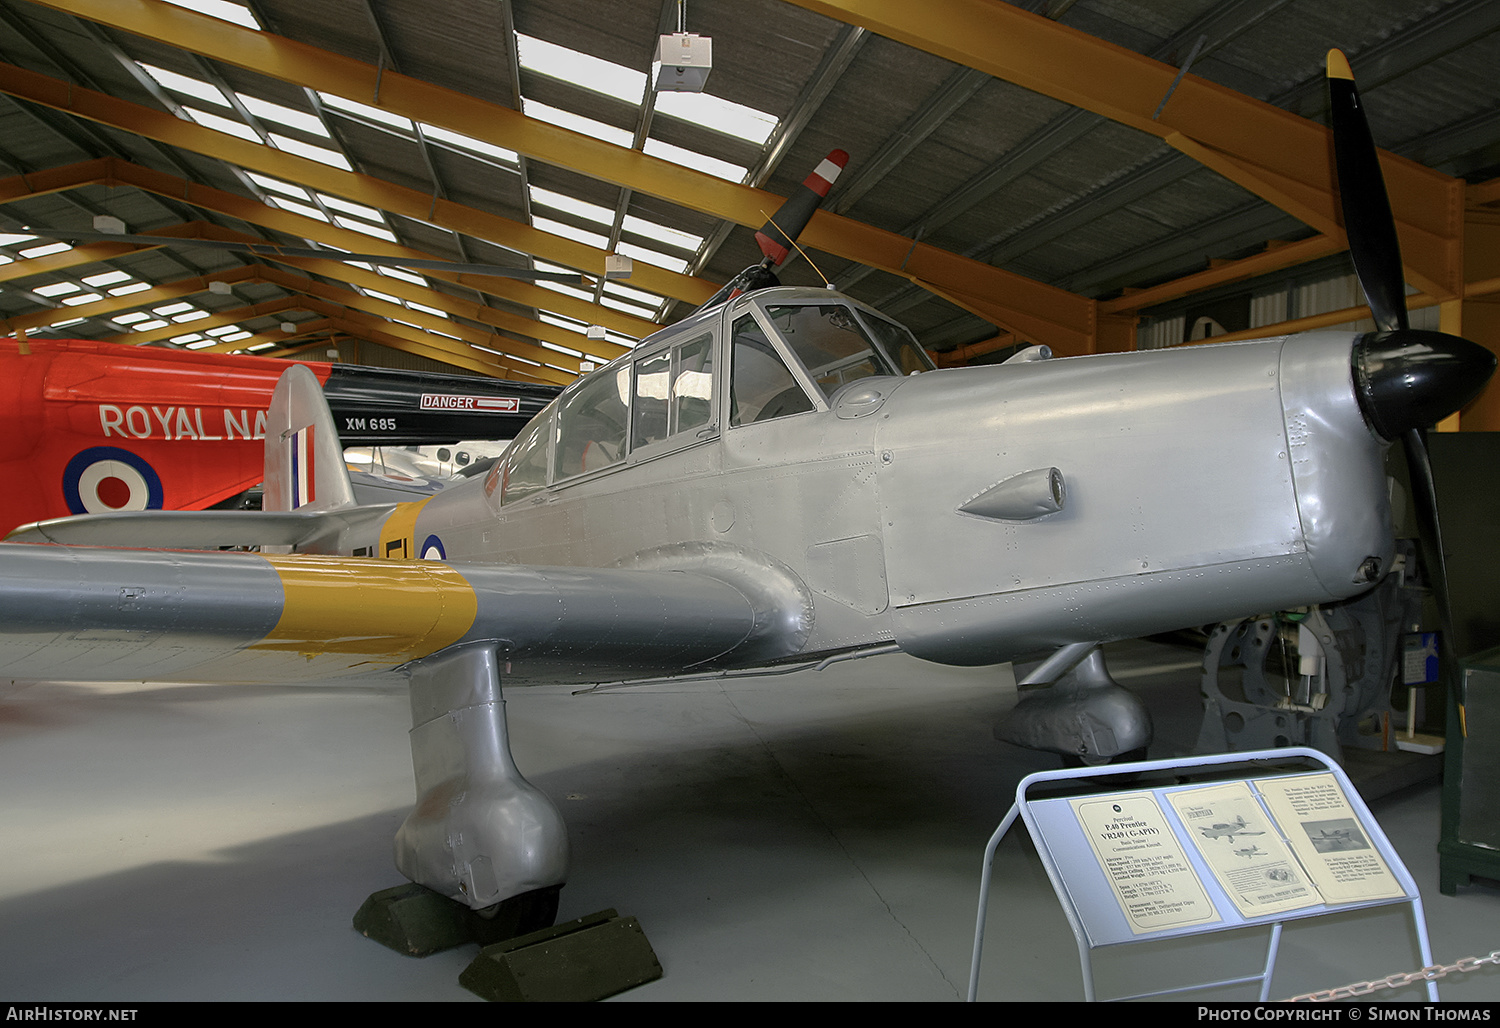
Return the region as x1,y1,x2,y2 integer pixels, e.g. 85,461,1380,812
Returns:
967,747,1435,1002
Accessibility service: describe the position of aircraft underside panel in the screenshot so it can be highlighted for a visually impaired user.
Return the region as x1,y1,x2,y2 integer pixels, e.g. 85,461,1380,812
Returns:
890,553,1329,666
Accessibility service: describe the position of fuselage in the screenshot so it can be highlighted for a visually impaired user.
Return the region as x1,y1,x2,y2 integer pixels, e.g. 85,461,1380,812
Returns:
375,286,1394,677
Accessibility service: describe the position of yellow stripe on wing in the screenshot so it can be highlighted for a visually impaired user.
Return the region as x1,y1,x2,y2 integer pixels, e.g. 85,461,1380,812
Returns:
255,554,478,663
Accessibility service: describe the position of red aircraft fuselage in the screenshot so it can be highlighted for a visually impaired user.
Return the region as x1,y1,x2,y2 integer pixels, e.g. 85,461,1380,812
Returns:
0,339,334,534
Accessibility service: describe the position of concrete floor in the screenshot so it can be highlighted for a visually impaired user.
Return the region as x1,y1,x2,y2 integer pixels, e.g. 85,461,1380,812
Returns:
1,639,1498,1002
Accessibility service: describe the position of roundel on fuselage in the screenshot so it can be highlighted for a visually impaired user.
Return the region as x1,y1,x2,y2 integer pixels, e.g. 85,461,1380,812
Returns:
62,447,165,515
420,534,447,560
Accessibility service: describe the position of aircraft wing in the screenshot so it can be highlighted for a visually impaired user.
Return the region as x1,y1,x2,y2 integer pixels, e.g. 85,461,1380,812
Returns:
0,541,766,686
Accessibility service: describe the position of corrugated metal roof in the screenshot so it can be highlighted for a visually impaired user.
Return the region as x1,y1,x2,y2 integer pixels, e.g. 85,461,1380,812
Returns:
0,0,1496,372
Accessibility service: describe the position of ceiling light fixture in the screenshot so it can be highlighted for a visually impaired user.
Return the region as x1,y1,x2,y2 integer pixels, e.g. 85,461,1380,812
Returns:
653,0,711,93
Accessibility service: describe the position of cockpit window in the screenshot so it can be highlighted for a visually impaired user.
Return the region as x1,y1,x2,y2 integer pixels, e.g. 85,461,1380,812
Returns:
856,310,935,375
633,333,714,449
497,410,550,506
764,303,913,399
729,313,816,426
554,366,630,479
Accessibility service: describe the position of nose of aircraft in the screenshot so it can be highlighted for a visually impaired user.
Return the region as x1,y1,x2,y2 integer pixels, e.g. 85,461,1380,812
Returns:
1352,329,1496,441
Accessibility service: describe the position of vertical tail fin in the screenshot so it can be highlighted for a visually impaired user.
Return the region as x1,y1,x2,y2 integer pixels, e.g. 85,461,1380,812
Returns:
263,364,355,512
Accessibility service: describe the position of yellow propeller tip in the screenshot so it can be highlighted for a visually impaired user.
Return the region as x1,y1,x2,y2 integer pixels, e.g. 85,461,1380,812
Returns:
1326,49,1354,81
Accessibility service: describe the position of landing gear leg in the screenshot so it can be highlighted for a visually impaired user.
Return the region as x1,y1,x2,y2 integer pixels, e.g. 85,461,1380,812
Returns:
360,645,567,955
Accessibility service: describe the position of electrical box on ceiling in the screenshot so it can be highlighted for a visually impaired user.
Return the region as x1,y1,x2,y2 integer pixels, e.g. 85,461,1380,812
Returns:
653,32,711,92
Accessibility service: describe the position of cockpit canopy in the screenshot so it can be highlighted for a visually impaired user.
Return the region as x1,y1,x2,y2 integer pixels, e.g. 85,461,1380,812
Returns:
486,289,933,507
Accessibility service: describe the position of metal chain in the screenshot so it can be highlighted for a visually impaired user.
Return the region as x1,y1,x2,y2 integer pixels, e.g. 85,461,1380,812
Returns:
1285,949,1500,1002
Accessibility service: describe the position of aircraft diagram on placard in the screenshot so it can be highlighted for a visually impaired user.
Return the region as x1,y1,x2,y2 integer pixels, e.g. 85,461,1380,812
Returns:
0,58,1494,944
0,338,558,534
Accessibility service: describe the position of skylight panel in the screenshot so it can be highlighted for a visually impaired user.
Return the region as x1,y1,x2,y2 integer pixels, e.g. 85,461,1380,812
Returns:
622,215,703,252
206,325,240,336
132,320,170,332
154,302,194,316
269,134,352,170
616,240,689,274
529,186,613,226
362,288,401,305
19,242,71,258
378,266,427,286
654,92,778,145
538,312,586,334
171,333,205,344
420,124,519,165
269,196,331,222
219,331,252,342
643,138,746,183
319,194,385,222
536,279,596,303
604,281,666,308
532,216,609,251
406,301,447,318
522,101,633,148
60,293,105,306
141,64,229,106
82,270,132,287
173,310,211,323
333,216,397,242
247,172,312,201
0,233,36,247
0,254,16,266
600,295,656,319
515,33,645,105
113,311,151,325
109,283,152,296
33,282,80,297
319,93,412,131
542,339,583,357
161,0,261,30
246,342,277,352
184,339,219,349
237,93,329,137
184,106,261,142
534,260,584,276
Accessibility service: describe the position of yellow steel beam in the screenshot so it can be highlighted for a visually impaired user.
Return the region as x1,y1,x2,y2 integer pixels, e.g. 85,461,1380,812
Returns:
24,0,1098,351
166,223,630,361
1099,236,1346,316
168,219,654,343
1469,177,1500,209
2,250,561,380
243,317,555,383
249,264,585,377
95,292,306,344
312,308,573,386
0,160,649,352
0,263,261,334
0,60,710,309
781,0,1464,302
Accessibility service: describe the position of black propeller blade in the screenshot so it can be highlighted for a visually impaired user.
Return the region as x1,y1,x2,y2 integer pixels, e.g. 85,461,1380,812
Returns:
1326,50,1408,333
695,149,849,313
1327,48,1497,728
18,225,595,284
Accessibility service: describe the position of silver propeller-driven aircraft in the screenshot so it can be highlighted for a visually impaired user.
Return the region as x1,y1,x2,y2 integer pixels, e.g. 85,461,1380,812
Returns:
1,55,1494,935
